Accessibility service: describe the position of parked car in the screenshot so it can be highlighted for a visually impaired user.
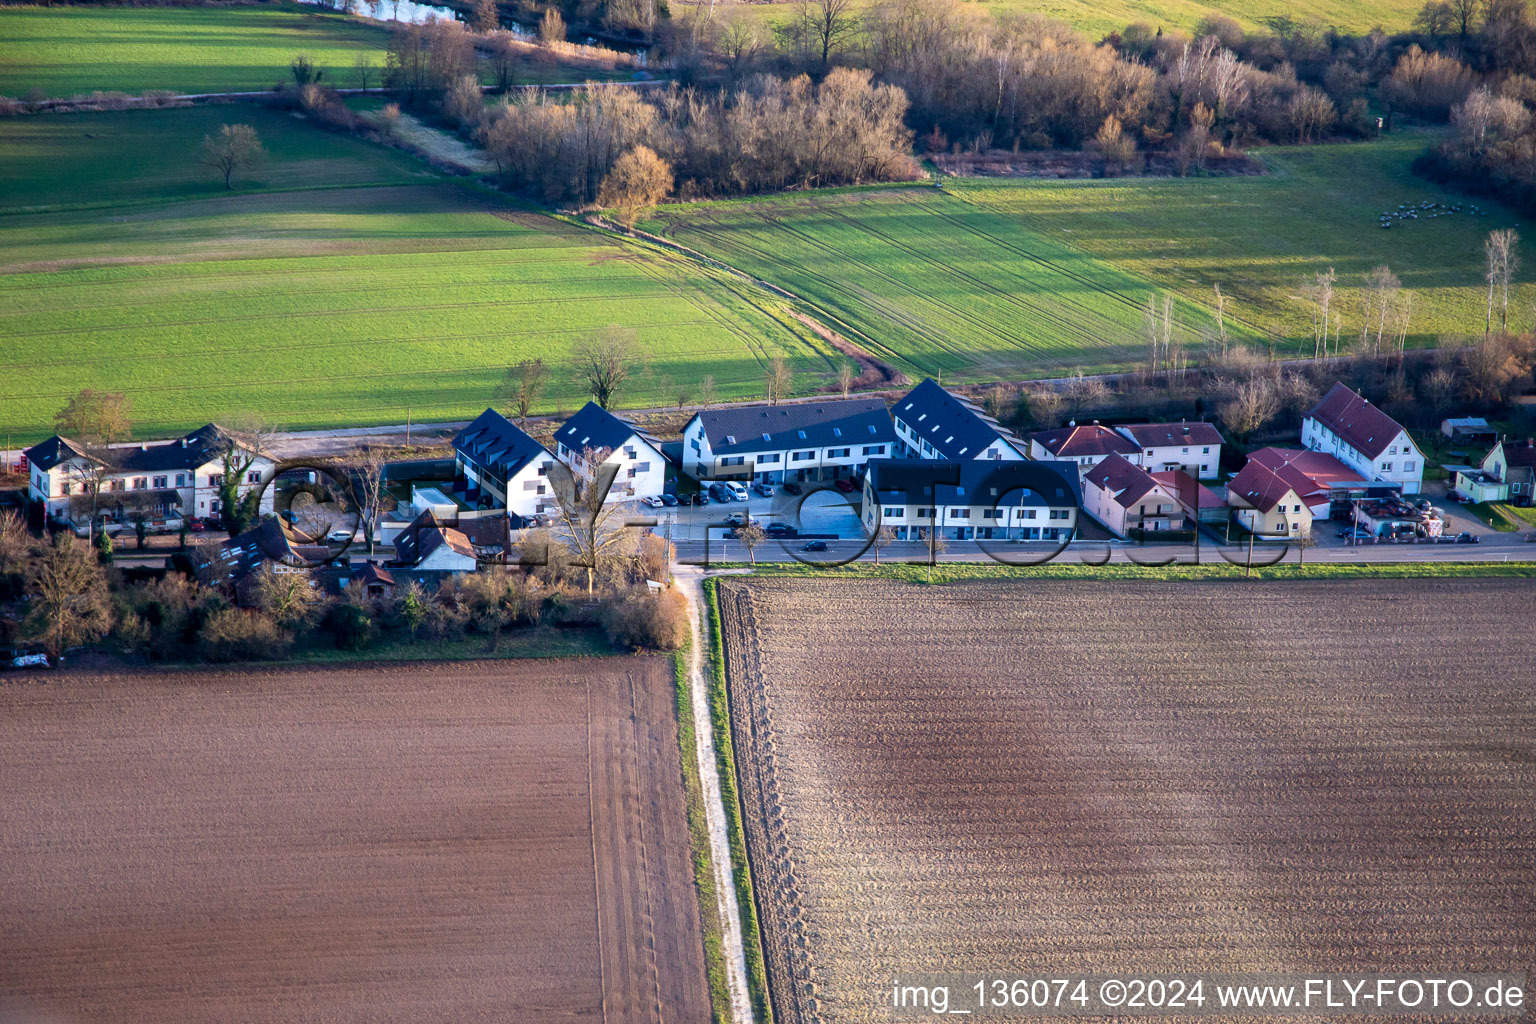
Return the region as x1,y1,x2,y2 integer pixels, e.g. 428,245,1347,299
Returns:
726,481,750,501
833,478,858,494
753,481,774,497
1456,531,1482,544
1336,526,1372,540
642,495,666,509
7,652,50,670
765,522,796,537
660,494,679,507
708,482,733,503
328,529,355,543
782,481,803,495
724,512,747,526
802,540,828,552
694,492,710,506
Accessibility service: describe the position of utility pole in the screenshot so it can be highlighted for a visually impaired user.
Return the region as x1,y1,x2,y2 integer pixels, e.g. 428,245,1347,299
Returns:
405,409,412,447
1246,522,1255,578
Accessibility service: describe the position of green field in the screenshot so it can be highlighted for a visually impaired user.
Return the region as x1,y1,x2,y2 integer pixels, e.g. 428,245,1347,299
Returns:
0,2,633,98
0,105,826,443
644,133,1536,386
726,0,1421,45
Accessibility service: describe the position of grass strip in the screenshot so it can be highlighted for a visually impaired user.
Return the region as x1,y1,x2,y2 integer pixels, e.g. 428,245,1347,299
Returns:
673,644,734,1024
702,575,774,1023
716,560,1536,583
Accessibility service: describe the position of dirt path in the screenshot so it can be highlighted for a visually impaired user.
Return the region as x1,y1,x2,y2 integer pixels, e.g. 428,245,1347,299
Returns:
379,110,498,175
674,566,755,1024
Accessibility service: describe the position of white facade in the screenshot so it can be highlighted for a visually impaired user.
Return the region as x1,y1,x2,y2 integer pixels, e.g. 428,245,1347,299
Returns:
684,418,891,484
557,434,666,502
1301,417,1423,495
1116,434,1220,478
458,450,556,519
862,485,1077,542
895,417,1021,461
29,444,274,529
1080,477,1180,539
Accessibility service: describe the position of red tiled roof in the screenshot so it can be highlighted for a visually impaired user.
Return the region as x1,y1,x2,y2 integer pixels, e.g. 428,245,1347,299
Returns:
1030,423,1139,459
1247,447,1364,491
1116,421,1225,448
1083,454,1165,509
1229,458,1316,514
1151,470,1228,514
1305,382,1406,458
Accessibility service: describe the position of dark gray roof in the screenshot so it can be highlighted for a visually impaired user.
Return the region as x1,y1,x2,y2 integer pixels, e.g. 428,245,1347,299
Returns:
556,401,658,455
892,378,1022,459
195,517,305,586
454,408,550,477
25,423,244,473
866,458,1082,508
692,398,895,456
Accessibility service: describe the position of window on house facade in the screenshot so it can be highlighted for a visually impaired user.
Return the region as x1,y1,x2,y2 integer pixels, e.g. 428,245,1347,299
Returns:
950,509,969,519
1017,509,1036,519
886,508,904,517
133,477,147,489
792,451,814,462
691,439,701,452
209,474,223,487
828,447,850,458
760,454,780,464
176,474,187,487
152,475,167,488
723,456,745,467
624,447,636,459
863,445,884,455
1404,461,1414,472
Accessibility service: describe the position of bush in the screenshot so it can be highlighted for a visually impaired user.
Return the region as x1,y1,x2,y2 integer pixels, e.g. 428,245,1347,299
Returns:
198,608,289,662
327,602,374,651
600,586,689,650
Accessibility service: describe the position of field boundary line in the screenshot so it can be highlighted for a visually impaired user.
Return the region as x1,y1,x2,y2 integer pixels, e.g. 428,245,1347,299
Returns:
585,673,610,1024
676,568,769,1023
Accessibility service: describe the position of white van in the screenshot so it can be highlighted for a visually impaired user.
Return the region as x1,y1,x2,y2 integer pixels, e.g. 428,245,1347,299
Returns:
726,481,750,501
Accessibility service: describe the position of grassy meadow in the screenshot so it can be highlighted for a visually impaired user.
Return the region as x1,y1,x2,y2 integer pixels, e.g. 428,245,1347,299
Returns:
0,105,826,443
0,2,635,99
644,132,1536,386
725,0,1423,57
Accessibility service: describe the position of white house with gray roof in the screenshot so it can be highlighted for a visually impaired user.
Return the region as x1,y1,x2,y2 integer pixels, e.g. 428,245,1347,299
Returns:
892,378,1026,462
682,398,896,484
554,401,668,502
453,408,557,520
862,459,1082,542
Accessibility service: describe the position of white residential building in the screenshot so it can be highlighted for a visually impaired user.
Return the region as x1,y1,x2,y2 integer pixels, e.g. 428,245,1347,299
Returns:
891,378,1025,462
554,402,668,502
1114,421,1224,478
24,423,274,530
1301,383,1424,494
683,398,897,484
862,458,1082,542
453,408,558,520
1079,454,1182,538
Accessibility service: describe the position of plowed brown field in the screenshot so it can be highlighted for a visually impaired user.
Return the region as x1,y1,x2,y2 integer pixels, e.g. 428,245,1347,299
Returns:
717,577,1536,1024
0,658,708,1024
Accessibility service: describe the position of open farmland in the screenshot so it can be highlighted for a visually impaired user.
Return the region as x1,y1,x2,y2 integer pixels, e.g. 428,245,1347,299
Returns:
0,2,627,98
716,576,1536,1024
647,134,1536,384
718,0,1420,49
0,657,708,1023
0,105,827,443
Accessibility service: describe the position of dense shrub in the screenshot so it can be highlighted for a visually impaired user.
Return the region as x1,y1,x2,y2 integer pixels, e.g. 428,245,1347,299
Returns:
198,608,289,662
600,586,690,650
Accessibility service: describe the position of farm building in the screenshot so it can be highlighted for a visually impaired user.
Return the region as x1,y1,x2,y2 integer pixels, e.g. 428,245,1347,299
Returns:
1079,454,1182,538
554,402,668,503
1114,421,1224,478
1455,438,1536,505
1302,383,1424,494
862,458,1081,542
1026,422,1141,471
24,423,273,533
683,398,895,485
1441,417,1497,447
891,378,1026,461
453,409,558,520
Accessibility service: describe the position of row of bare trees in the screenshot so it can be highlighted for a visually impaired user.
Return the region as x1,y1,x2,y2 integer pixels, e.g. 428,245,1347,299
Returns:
478,69,916,202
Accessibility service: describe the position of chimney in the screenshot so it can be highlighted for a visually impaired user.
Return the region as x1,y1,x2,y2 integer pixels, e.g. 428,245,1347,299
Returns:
181,438,188,447
140,443,148,451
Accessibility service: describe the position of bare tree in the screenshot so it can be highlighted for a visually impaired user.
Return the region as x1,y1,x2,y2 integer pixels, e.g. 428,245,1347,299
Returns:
63,457,108,540
870,523,896,564
1212,283,1229,355
672,376,694,412
198,123,265,189
765,356,794,405
798,0,856,69
345,445,391,556
1361,265,1401,354
575,327,637,410
597,145,673,228
25,534,112,658
1219,377,1281,440
217,418,279,537
736,520,766,565
498,358,548,425
1485,228,1520,334
1301,267,1336,359
1064,370,1107,419
54,389,132,443
354,53,376,92
252,563,323,629
836,360,855,397
698,375,718,408
471,0,498,32
546,451,635,593
538,7,565,43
